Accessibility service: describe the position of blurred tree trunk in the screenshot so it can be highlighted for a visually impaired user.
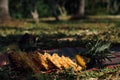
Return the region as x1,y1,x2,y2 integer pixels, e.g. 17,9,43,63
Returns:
78,0,85,17
71,0,85,19
0,0,10,22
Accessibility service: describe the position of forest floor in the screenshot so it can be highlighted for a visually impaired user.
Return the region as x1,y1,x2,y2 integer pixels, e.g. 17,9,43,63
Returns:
0,16,120,79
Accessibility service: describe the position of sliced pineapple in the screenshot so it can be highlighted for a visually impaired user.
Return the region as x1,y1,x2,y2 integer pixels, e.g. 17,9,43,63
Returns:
61,56,71,68
36,52,49,70
47,53,62,69
75,54,86,69
8,51,83,72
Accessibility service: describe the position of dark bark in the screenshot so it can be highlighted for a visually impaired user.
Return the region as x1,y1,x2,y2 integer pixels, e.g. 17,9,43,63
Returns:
71,0,85,19
0,0,10,22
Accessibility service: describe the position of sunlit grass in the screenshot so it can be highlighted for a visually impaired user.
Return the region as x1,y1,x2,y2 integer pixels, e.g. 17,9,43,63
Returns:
0,19,120,45
0,20,115,35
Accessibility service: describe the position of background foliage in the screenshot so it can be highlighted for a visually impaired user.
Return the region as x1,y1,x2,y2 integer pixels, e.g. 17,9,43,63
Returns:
8,0,120,18
9,0,53,18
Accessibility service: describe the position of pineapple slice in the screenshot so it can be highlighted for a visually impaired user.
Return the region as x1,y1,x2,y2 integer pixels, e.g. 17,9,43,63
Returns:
60,56,71,68
47,53,61,69
36,52,49,70
44,53,58,69
66,57,82,71
75,54,86,69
